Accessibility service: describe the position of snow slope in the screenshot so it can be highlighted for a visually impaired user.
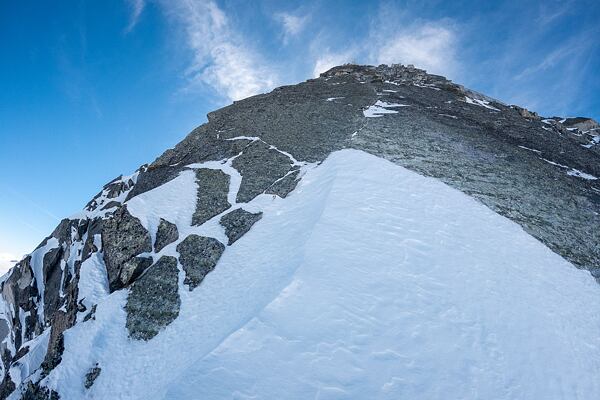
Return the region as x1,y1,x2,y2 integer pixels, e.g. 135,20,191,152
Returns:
42,150,600,399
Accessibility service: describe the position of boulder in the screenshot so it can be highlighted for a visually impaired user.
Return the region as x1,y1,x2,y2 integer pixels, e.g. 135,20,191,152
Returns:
232,141,292,203
176,235,225,290
101,206,152,291
193,169,230,225
220,209,263,245
125,256,180,340
154,219,179,252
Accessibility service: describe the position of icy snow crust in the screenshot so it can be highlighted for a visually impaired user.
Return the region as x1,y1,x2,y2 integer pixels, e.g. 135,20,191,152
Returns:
36,150,600,399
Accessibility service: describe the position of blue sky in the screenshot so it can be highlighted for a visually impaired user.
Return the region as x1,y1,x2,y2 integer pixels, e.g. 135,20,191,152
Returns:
1,0,599,270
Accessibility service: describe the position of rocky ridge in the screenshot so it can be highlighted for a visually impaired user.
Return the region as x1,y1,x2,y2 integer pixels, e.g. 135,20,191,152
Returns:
0,63,598,398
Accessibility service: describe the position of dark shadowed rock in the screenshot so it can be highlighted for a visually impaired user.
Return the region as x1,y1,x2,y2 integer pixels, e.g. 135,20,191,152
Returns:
232,141,293,202
41,312,70,376
81,217,103,262
100,200,121,211
84,365,101,389
154,219,179,252
0,374,15,399
193,169,231,225
42,247,64,322
82,304,97,322
176,235,225,290
125,256,180,340
220,208,263,245
2,257,42,351
102,206,152,291
21,382,59,400
117,256,153,289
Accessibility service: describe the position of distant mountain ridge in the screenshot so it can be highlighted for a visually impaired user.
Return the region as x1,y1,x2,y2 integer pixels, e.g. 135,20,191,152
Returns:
0,63,599,399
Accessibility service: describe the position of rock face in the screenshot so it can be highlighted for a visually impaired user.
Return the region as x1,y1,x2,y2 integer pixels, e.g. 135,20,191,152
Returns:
0,63,598,399
153,219,178,253
125,256,180,340
20,382,59,400
265,169,301,198
192,169,231,225
232,141,293,202
176,235,225,290
220,209,263,245
101,206,153,291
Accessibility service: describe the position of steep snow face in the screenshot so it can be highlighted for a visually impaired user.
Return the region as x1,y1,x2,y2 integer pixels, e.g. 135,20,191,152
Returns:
44,150,599,399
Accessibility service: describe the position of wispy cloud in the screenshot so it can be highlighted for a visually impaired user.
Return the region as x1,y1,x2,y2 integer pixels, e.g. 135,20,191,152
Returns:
372,24,458,77
536,1,572,26
5,187,61,222
275,12,310,44
125,0,145,33
310,13,459,80
313,49,357,77
514,37,589,80
163,0,278,101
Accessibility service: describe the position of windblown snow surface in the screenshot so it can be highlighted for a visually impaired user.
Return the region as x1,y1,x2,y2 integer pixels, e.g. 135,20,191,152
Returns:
39,150,600,399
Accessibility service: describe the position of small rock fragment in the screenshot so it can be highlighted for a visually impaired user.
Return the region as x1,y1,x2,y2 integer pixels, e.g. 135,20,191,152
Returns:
84,365,101,389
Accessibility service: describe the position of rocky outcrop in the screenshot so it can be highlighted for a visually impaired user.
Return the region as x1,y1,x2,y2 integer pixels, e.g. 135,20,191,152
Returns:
220,209,263,245
232,141,293,202
193,169,231,225
85,175,135,213
1,62,599,399
1,257,42,351
101,206,152,291
176,235,225,290
154,219,178,252
125,256,181,340
126,132,251,201
84,365,101,389
265,169,301,198
21,382,59,400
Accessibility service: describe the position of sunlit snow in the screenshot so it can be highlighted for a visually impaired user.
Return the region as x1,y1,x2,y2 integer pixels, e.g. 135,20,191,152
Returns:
43,150,600,400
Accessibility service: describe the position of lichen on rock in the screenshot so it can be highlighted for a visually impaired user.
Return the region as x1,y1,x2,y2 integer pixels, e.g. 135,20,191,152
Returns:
125,256,180,341
232,141,292,203
154,218,179,252
220,208,263,245
101,206,152,291
192,169,231,225
176,235,225,290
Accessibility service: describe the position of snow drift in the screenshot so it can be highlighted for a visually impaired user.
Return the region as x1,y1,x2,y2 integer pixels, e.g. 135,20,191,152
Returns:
40,150,600,399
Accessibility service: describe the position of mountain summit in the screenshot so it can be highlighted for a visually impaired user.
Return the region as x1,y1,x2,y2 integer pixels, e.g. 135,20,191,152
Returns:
1,64,599,399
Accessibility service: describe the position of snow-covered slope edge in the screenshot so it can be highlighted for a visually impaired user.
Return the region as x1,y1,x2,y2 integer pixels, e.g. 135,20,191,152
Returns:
34,150,600,399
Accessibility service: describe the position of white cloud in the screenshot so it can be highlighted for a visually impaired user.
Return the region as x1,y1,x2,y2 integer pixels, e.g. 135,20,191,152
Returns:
310,20,459,80
312,50,356,77
373,24,458,76
164,0,278,101
0,252,19,274
125,0,145,33
275,12,309,43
